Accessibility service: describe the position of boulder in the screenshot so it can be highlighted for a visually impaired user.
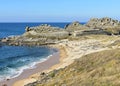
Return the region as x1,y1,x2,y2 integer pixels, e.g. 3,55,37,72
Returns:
25,26,32,32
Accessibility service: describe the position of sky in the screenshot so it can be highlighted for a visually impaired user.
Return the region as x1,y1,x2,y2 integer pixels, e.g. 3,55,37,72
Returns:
0,0,120,22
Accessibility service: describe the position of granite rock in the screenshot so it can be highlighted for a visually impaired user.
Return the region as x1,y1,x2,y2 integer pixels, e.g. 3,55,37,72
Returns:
1,17,120,46
86,17,120,29
65,21,89,31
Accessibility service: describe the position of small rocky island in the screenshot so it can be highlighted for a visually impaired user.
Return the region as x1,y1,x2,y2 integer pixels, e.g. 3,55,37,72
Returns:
1,17,120,46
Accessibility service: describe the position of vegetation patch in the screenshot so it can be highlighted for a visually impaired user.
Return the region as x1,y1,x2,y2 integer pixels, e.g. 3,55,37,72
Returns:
26,49,120,86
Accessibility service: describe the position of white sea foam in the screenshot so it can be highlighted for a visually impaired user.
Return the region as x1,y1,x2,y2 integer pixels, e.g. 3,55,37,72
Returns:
0,53,55,81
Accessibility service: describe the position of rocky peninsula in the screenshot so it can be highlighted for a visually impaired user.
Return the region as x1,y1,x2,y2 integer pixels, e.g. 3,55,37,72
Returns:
1,17,120,46
1,17,120,86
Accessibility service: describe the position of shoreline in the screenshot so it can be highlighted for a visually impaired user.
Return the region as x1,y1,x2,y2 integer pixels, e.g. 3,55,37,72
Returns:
13,44,67,86
1,39,110,86
0,51,60,86
14,39,108,86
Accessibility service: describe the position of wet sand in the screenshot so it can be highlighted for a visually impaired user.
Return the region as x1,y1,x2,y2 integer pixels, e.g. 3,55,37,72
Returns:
0,52,60,86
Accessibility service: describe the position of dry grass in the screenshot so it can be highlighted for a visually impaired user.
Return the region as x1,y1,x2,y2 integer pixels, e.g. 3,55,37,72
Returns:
34,49,120,86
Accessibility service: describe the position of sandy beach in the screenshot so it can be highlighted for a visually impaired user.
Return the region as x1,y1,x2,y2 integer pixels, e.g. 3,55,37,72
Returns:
0,51,60,86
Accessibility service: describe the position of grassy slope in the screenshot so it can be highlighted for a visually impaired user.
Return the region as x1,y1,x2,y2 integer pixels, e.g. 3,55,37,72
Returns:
35,49,120,86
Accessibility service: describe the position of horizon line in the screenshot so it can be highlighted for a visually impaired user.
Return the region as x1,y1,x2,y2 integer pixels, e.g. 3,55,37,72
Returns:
0,21,87,23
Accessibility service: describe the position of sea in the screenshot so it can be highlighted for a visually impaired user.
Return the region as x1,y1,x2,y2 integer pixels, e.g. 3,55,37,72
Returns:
0,23,68,81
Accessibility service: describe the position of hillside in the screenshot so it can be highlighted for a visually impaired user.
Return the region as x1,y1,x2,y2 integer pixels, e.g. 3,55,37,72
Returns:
26,48,120,86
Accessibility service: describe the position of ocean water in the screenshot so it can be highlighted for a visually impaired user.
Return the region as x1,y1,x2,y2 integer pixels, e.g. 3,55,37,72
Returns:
0,23,68,81
0,23,68,38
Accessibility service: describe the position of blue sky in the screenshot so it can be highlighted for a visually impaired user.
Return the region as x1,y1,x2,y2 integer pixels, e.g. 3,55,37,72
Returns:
0,0,120,22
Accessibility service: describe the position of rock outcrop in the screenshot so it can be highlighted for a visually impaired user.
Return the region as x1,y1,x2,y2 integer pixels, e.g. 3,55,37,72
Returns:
86,17,120,29
24,24,69,39
1,17,120,46
85,17,120,35
1,24,70,46
73,29,110,36
25,26,34,32
65,21,89,31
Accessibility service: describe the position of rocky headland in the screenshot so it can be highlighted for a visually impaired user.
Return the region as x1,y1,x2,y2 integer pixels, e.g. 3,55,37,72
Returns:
1,17,120,46
1,17,120,86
